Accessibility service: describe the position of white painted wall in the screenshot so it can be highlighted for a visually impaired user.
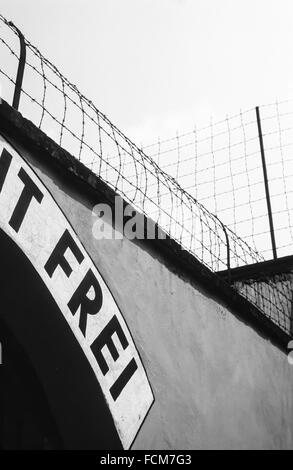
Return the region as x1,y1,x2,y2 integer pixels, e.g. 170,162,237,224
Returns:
12,139,293,450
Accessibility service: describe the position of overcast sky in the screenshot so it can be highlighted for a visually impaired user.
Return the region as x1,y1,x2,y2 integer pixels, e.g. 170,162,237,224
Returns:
1,0,292,144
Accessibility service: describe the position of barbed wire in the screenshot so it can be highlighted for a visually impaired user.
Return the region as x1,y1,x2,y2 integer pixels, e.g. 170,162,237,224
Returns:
143,99,293,262
0,14,291,336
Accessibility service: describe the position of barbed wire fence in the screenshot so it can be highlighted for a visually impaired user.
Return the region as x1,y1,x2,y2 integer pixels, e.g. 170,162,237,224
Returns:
0,14,292,336
143,102,293,261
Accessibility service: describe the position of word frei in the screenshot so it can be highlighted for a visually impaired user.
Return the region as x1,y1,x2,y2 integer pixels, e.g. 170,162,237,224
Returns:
0,137,153,449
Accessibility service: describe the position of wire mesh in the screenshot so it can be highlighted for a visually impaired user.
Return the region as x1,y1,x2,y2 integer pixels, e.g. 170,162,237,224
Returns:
144,102,293,261
0,14,291,336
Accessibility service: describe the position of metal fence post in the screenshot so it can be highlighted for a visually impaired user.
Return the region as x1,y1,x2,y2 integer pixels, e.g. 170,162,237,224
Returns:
9,22,26,110
255,106,277,260
215,215,231,283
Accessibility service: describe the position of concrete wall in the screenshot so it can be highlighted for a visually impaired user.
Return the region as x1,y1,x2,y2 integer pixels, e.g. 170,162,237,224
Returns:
234,274,293,334
6,137,293,450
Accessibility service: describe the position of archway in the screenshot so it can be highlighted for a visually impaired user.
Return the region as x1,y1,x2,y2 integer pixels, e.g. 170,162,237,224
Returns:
0,227,122,449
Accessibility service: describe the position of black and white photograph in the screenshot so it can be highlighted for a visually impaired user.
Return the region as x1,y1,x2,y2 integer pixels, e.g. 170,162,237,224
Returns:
0,0,292,456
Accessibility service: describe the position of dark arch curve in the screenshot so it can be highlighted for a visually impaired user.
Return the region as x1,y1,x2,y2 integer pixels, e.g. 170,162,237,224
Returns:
0,317,63,449
0,227,122,449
